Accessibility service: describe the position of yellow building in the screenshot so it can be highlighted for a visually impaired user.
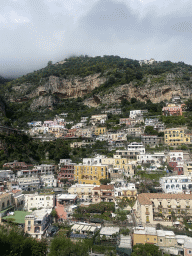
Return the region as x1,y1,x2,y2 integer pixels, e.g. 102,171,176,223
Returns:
101,157,134,176
74,164,109,185
94,127,107,136
164,127,191,146
133,227,157,246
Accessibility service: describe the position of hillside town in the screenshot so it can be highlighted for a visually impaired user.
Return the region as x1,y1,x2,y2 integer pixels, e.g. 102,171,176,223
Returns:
1,96,192,255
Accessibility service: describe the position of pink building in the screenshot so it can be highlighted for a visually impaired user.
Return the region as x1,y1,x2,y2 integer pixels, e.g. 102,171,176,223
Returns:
55,194,77,221
162,105,182,116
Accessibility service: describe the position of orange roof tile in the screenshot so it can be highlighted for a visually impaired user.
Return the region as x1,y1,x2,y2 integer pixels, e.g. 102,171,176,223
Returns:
138,193,192,205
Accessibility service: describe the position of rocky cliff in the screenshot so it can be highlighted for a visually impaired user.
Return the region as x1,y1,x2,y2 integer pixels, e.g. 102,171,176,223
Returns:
8,74,106,110
84,73,192,107
3,63,192,111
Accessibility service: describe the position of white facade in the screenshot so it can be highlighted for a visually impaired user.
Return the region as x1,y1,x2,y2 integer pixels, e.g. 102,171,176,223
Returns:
127,142,145,154
83,155,106,165
130,110,148,119
41,175,57,187
114,183,136,197
159,175,192,193
17,169,38,177
33,164,55,175
17,177,40,190
0,170,15,180
24,194,55,211
137,152,166,166
168,151,183,161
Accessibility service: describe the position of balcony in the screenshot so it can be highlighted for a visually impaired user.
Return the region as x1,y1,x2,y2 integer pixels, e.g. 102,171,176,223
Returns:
186,206,190,208
168,205,171,208
146,211,150,215
177,206,181,208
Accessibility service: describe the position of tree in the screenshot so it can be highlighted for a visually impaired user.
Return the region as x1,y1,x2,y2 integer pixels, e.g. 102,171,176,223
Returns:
118,197,136,210
100,178,111,185
144,126,158,135
47,61,53,66
131,243,164,256
49,235,89,256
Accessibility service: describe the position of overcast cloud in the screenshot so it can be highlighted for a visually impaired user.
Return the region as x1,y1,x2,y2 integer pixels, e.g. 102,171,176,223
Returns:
1,0,192,78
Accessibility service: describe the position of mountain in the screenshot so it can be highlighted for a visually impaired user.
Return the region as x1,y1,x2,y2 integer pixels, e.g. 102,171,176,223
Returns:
1,56,192,123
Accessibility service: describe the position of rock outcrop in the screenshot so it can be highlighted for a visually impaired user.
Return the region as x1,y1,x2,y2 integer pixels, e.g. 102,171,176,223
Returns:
84,73,192,107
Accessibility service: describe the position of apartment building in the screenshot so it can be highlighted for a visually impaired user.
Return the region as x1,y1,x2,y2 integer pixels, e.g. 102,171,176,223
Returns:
133,227,157,246
3,161,28,170
114,183,137,199
33,164,56,175
126,127,144,137
160,175,192,193
90,114,108,125
92,185,114,203
25,208,52,239
184,161,192,176
17,169,38,177
164,128,191,146
55,194,77,221
17,177,41,191
0,192,13,212
40,175,57,187
137,152,166,166
162,104,182,116
94,127,107,136
58,159,76,183
74,163,109,185
127,142,145,154
24,194,55,211
101,157,134,177
136,193,192,226
130,109,148,118
0,170,15,180
68,184,98,201
141,135,164,146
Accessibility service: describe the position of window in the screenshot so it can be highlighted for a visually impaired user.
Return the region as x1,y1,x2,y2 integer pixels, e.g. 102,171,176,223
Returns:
160,239,162,242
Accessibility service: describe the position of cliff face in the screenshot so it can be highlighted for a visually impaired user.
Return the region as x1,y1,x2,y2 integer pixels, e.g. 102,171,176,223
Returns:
83,73,192,107
8,74,106,110
4,72,192,110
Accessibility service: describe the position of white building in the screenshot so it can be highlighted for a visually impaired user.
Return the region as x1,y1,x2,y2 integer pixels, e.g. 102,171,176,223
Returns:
127,142,145,154
159,175,192,194
0,170,15,180
137,152,166,166
41,175,57,187
25,208,52,239
100,227,120,238
83,155,107,166
24,194,55,211
17,177,40,191
33,164,56,175
129,110,148,119
168,151,184,162
17,169,38,177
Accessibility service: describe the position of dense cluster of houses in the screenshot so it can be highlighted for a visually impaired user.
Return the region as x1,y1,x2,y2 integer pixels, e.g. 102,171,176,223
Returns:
1,99,192,255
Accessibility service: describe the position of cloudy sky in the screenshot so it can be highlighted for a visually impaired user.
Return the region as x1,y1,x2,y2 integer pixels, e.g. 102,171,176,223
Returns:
1,0,192,78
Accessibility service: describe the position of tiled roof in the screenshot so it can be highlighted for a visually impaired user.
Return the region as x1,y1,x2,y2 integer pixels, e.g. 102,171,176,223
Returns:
138,193,192,205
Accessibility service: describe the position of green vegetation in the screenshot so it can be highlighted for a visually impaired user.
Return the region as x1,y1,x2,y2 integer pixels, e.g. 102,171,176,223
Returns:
49,233,89,256
0,225,47,256
0,132,70,167
131,243,170,256
73,202,115,221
